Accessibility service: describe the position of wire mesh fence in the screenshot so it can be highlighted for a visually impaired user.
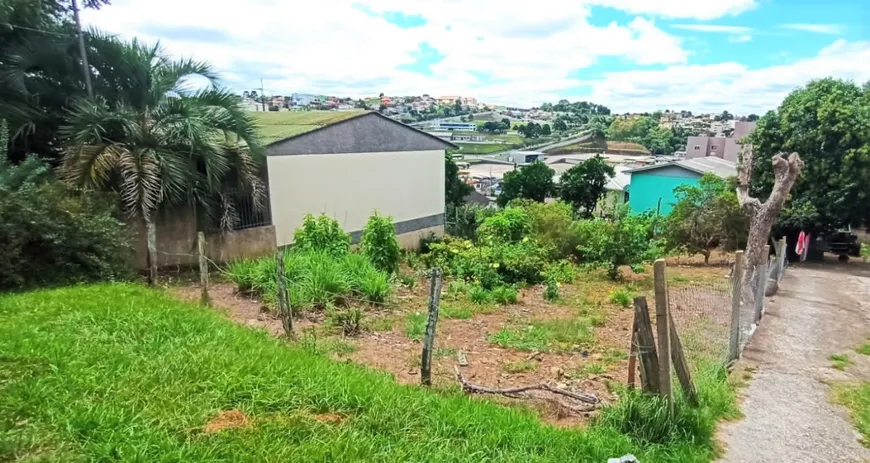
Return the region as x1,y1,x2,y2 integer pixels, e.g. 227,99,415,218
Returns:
667,275,734,365
655,239,790,371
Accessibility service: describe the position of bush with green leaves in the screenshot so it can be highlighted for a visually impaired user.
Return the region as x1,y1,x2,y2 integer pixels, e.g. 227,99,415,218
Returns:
445,203,496,240
0,155,132,289
575,206,662,280
361,211,401,273
424,236,549,288
510,199,580,259
226,249,392,311
293,213,350,257
477,207,533,244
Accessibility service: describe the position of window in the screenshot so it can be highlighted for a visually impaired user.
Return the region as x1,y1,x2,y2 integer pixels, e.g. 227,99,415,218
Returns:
693,145,701,150
711,145,718,151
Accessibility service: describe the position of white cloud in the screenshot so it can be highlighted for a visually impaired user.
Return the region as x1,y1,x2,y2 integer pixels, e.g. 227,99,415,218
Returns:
583,40,870,113
729,34,753,43
672,24,753,34
81,0,867,113
588,0,757,20
780,23,844,34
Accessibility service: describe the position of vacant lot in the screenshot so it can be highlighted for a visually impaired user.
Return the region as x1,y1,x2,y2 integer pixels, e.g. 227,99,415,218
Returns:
1,282,734,461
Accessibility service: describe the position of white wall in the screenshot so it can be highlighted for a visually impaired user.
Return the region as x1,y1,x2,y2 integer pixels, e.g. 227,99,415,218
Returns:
267,150,445,246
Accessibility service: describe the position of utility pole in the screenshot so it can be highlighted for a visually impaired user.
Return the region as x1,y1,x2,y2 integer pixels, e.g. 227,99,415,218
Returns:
260,78,266,112
71,0,94,98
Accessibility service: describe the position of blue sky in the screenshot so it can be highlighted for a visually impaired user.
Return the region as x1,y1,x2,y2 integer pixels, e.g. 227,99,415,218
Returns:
84,0,870,113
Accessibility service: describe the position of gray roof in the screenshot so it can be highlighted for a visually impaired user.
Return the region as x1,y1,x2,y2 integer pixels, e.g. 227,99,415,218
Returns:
266,112,457,156
625,156,736,178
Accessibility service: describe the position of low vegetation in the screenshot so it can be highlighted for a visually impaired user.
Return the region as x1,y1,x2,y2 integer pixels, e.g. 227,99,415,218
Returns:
0,149,132,289
0,285,739,461
832,382,870,445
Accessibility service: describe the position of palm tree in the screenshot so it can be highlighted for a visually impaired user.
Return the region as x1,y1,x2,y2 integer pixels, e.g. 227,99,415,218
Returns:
60,36,265,284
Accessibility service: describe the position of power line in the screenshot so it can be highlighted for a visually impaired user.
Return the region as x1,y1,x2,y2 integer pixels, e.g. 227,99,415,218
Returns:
0,23,74,38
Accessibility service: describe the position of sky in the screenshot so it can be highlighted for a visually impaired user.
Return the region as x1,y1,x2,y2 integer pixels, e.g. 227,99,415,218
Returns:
83,0,870,114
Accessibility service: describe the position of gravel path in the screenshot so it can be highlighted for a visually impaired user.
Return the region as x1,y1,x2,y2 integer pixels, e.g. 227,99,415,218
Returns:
717,263,870,462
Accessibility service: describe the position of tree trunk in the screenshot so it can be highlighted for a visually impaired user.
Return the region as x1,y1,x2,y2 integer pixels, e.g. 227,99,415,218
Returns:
736,146,803,290
145,218,157,286
703,249,711,264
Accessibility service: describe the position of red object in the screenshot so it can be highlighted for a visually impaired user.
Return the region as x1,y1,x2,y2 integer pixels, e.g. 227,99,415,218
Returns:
796,231,806,255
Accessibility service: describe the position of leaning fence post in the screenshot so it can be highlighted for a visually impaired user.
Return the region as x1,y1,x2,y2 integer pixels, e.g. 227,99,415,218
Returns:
633,296,659,394
653,259,673,412
275,246,293,337
777,237,787,280
421,268,443,386
754,245,770,324
729,251,745,362
197,232,209,306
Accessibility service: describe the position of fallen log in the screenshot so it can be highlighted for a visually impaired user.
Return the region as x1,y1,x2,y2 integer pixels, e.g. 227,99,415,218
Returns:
453,366,600,405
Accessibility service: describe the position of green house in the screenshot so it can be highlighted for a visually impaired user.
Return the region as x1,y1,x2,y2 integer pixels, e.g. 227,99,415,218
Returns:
625,157,736,215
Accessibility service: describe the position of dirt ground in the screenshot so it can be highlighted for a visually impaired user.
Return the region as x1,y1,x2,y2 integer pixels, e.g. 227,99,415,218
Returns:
173,252,735,426
717,257,870,462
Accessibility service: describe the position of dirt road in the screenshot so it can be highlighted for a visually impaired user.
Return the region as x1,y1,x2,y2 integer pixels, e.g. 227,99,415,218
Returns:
717,262,870,462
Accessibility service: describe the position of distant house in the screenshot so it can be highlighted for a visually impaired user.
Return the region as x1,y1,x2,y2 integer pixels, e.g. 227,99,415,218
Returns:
290,93,319,106
507,151,545,165
265,111,456,248
625,157,736,215
438,96,461,105
435,121,477,131
686,121,756,162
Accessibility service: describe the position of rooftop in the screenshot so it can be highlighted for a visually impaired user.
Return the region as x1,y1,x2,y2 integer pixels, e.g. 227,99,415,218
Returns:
625,156,736,178
252,110,369,144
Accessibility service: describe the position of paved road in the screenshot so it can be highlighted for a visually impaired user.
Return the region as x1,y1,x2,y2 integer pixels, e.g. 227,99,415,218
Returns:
717,262,870,462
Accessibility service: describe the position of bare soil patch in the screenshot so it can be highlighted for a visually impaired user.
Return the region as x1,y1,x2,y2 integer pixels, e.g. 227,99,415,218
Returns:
173,257,730,426
202,409,251,434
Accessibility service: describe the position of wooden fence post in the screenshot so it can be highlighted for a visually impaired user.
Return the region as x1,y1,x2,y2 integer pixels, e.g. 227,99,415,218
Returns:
653,259,673,412
754,245,770,324
421,268,443,386
669,313,698,406
627,316,638,390
633,296,659,394
197,232,209,306
729,251,745,362
777,238,787,280
275,246,293,337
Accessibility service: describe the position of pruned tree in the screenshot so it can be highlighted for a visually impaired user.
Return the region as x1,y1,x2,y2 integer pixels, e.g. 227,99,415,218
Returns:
736,144,803,284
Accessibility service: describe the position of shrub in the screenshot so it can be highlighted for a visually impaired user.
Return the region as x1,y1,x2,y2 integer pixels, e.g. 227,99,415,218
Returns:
327,307,364,336
608,288,634,308
361,211,401,273
512,199,581,259
491,285,518,304
293,213,350,257
468,285,492,304
225,249,392,311
477,207,532,244
424,236,549,289
544,278,560,302
575,206,662,280
0,155,132,289
544,260,578,283
445,203,494,240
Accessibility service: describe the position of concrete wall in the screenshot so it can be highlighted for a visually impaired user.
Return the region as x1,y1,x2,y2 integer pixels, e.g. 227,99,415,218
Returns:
628,169,701,215
267,149,445,247
129,205,276,269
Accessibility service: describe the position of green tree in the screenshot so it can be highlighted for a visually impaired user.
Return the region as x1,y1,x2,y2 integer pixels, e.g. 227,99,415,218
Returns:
747,78,870,235
663,174,747,263
553,118,568,132
575,207,661,280
541,124,552,136
501,117,511,127
445,153,472,207
498,161,555,207
558,155,615,218
747,113,759,122
59,37,265,285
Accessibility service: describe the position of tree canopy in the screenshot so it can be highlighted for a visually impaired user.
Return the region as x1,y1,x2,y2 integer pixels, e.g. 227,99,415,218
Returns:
662,174,747,263
558,155,615,218
747,78,870,233
498,161,555,207
445,154,472,207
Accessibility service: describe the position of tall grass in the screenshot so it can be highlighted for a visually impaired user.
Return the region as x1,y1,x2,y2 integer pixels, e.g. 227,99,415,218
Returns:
0,284,738,462
225,250,393,311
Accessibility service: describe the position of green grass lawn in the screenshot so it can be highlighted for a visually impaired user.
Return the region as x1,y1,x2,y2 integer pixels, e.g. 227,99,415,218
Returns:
832,382,870,446
451,143,510,155
0,284,736,461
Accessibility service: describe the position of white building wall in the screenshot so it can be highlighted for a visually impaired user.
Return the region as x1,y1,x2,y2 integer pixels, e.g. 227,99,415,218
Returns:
267,150,445,246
